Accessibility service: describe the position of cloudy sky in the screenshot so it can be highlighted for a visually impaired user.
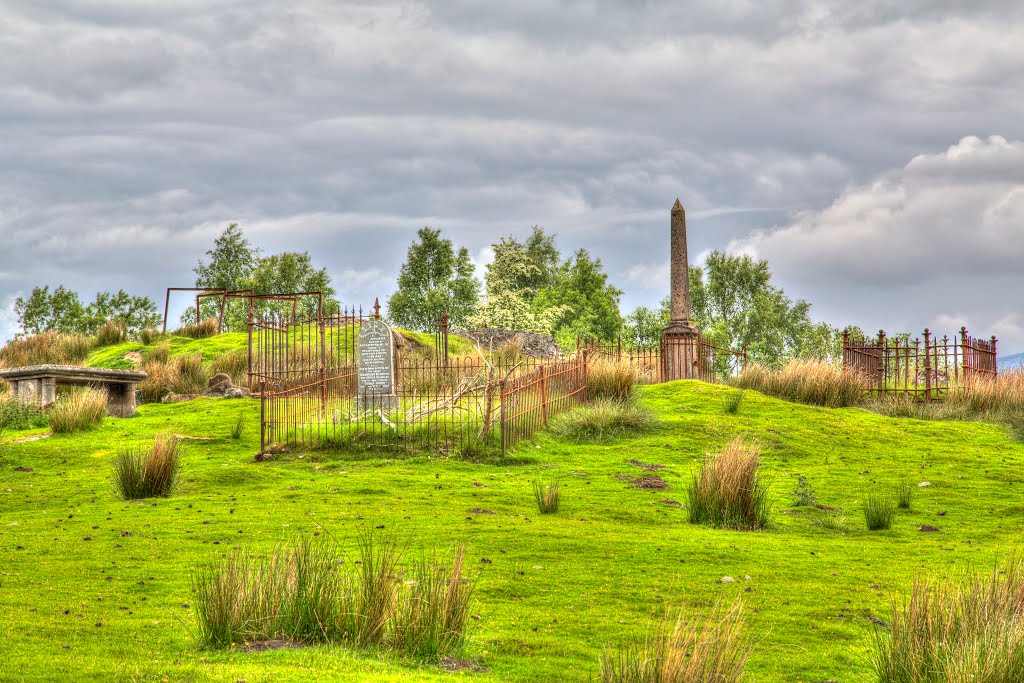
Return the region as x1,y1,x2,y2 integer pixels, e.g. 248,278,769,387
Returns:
2,1,1023,351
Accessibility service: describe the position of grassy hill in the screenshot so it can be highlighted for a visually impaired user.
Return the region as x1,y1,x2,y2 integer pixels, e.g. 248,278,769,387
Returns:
1,382,1022,681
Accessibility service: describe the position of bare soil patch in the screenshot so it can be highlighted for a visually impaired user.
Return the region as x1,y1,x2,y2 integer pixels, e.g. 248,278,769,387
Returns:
242,639,301,653
627,459,664,471
440,657,488,673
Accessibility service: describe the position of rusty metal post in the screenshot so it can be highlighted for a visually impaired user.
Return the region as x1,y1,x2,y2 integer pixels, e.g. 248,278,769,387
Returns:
923,328,932,401
961,326,970,381
539,364,548,426
195,294,201,326
218,292,227,334
991,335,999,377
247,308,254,392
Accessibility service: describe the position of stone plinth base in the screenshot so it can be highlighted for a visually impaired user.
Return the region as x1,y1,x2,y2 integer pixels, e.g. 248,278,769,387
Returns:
662,322,700,381
358,394,399,411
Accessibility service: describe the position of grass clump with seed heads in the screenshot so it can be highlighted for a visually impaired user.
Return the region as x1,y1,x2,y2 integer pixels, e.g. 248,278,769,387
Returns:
599,599,750,683
549,398,655,442
733,359,868,408
49,387,107,434
587,357,641,403
113,432,182,500
873,555,1024,683
687,438,770,530
532,476,561,514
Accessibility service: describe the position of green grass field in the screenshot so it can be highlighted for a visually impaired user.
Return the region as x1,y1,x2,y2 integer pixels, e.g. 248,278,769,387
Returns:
2,381,1022,681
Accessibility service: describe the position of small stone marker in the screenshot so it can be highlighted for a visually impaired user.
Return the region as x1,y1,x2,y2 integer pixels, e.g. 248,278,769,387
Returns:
357,318,398,408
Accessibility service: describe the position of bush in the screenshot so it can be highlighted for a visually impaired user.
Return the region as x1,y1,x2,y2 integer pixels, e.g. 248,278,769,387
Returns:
687,438,770,530
587,357,641,402
864,494,897,531
191,533,474,658
210,349,248,387
0,396,48,432
733,360,868,408
94,321,126,347
113,433,181,500
0,332,93,368
599,599,750,683
175,318,220,340
873,555,1024,682
532,476,561,514
49,387,107,434
549,398,655,441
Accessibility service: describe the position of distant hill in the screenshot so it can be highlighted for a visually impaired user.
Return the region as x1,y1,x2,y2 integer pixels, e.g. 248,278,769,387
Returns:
999,352,1024,371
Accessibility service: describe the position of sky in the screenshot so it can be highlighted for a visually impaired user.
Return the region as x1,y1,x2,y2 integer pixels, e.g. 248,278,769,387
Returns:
1,1,1023,351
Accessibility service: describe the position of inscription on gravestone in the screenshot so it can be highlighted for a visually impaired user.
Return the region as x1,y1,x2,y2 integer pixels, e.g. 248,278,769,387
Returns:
357,319,397,407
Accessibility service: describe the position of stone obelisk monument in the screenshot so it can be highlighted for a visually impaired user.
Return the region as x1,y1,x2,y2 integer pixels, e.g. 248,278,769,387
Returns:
662,199,700,380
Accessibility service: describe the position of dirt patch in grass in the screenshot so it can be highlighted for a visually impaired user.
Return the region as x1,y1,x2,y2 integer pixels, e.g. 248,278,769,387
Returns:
627,459,664,471
440,657,487,673
661,499,683,507
468,508,495,515
242,639,301,654
632,475,668,490
12,434,50,444
13,466,34,472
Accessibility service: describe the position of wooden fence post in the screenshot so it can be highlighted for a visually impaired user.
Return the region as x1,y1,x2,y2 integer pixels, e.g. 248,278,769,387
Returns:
923,328,932,401
539,364,548,426
582,349,589,403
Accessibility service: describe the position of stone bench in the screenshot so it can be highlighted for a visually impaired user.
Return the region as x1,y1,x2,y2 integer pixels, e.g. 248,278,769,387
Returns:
0,365,147,418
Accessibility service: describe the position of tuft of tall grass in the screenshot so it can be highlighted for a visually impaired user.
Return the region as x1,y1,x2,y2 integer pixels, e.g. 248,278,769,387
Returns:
94,321,126,347
722,389,745,414
191,533,474,658
587,357,641,402
873,555,1024,683
139,328,162,345
146,343,170,364
49,387,107,433
599,599,750,683
392,545,473,658
687,438,770,530
0,332,93,368
897,482,913,510
210,349,248,387
139,352,211,401
532,476,561,514
864,494,897,530
171,353,210,394
113,432,181,500
175,318,220,340
230,414,244,439
814,510,848,533
733,359,868,408
549,398,655,441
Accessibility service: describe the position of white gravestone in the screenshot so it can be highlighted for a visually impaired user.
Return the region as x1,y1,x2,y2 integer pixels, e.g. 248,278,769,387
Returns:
357,319,398,408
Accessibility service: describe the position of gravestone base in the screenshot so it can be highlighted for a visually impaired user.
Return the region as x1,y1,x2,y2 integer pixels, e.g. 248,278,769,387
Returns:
357,393,399,410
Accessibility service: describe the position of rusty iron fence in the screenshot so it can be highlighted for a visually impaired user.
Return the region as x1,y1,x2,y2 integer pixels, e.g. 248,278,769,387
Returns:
251,304,586,455
580,334,747,384
843,327,998,399
499,357,589,453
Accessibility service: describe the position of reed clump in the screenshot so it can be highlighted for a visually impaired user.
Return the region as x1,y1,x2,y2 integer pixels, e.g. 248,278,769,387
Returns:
733,359,868,408
873,555,1024,682
687,438,770,530
49,387,107,434
864,494,897,531
113,432,182,500
532,476,561,514
587,357,641,403
599,599,750,683
94,321,126,347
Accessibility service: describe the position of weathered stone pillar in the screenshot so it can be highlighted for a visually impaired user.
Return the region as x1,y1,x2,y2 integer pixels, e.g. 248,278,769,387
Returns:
662,198,701,381
40,377,57,408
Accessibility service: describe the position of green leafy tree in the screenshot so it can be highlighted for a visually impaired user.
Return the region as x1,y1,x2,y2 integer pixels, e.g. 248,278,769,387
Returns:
187,223,261,328
387,227,480,331
15,286,87,335
85,290,161,335
247,252,340,320
534,248,623,346
623,305,665,349
472,227,563,332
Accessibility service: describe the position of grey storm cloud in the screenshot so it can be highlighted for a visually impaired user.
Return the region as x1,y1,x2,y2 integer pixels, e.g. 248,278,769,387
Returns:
1,0,1023,349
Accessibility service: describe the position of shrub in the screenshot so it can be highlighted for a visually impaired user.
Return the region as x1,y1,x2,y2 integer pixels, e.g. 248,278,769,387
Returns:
599,599,750,683
49,387,107,434
791,474,817,507
723,389,745,414
210,349,248,387
191,533,474,657
176,317,220,340
587,357,640,402
532,476,561,514
392,545,473,658
0,396,48,432
873,555,1024,682
113,433,181,500
549,398,655,441
94,321,126,347
897,482,913,510
864,494,897,531
687,438,770,530
733,360,868,408
0,332,92,368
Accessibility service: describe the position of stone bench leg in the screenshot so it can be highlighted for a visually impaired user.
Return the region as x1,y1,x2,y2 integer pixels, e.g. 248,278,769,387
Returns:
106,383,138,418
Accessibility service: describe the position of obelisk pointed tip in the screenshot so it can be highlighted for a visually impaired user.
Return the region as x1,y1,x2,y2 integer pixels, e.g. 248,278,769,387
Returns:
672,198,684,213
